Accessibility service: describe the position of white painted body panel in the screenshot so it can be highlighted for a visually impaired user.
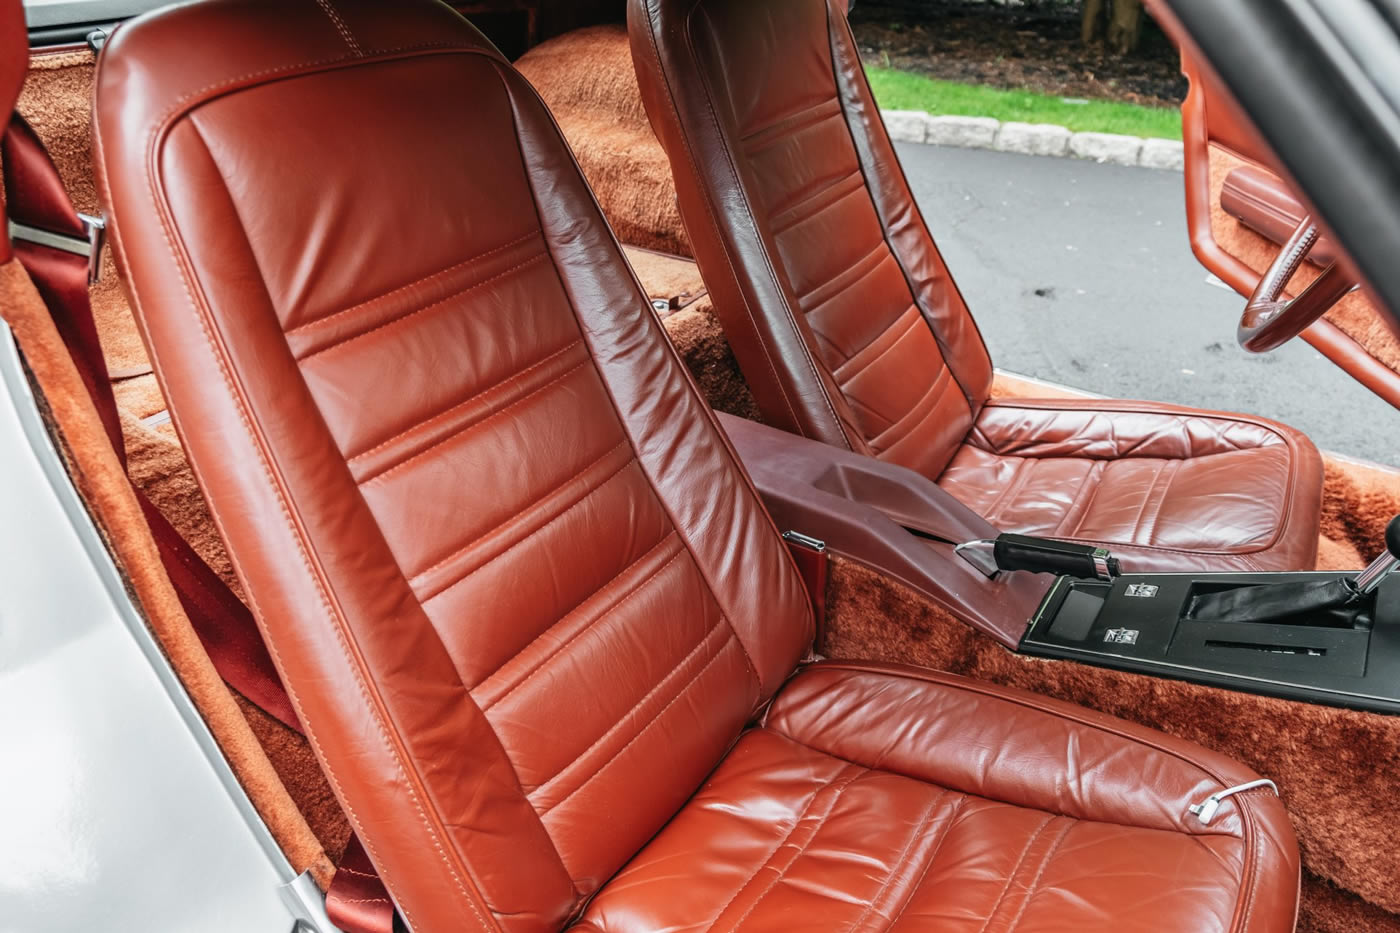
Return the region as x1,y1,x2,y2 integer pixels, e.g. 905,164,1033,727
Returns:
0,321,336,933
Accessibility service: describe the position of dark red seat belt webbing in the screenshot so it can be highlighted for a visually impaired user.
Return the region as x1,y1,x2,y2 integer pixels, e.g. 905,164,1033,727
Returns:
3,112,393,933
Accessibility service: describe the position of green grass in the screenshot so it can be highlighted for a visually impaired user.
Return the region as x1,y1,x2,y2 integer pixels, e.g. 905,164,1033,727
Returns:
865,66,1182,141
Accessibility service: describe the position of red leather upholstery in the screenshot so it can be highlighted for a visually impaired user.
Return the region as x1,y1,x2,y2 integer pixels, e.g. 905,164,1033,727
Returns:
629,0,1324,572
577,663,1300,933
940,400,1323,572
96,4,811,925
93,1,1299,930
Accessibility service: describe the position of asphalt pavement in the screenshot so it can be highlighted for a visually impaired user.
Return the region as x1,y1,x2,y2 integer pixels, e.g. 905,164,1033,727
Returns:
895,142,1399,467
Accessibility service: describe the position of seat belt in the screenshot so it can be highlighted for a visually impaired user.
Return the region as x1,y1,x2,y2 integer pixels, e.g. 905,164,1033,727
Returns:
2,112,394,933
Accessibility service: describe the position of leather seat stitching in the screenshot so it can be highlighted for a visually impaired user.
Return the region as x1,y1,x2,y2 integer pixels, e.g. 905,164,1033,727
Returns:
132,116,497,930
540,629,738,816
287,228,542,338
1121,459,1168,547
768,167,865,235
528,617,728,797
883,794,968,931
834,305,921,386
1138,459,1182,547
973,815,1056,933
980,399,1294,448
738,94,843,148
999,817,1074,933
844,393,895,438
869,365,952,453
796,231,888,310
842,788,946,932
312,0,362,56
708,762,867,932
829,6,1001,417
1064,459,1107,539
807,325,845,368
784,664,1267,821
149,48,510,143
349,337,584,463
362,356,590,486
776,725,1247,845
479,534,684,710
1237,801,1263,933
300,250,550,362
414,442,635,596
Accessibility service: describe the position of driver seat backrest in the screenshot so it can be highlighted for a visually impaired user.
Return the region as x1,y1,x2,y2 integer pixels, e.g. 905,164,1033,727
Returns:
92,1,814,928
630,0,994,479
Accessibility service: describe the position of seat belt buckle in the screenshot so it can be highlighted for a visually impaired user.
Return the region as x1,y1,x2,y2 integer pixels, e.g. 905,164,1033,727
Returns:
7,211,106,284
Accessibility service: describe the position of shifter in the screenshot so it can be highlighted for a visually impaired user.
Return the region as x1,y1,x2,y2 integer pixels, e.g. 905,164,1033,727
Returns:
1187,515,1400,625
1353,514,1400,596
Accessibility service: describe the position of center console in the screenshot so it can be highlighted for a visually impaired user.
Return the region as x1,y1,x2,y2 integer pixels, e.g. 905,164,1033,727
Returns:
720,412,1400,714
1024,571,1400,712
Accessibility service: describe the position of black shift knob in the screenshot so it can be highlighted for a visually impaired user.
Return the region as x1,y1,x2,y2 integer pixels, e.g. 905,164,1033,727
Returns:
1388,515,1400,559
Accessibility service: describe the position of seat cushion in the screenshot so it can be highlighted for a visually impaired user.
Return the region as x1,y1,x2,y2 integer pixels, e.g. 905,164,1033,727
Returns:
575,662,1300,933
937,399,1324,573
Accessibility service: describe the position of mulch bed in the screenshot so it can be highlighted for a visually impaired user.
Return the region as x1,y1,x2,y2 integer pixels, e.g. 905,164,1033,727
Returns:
849,4,1187,107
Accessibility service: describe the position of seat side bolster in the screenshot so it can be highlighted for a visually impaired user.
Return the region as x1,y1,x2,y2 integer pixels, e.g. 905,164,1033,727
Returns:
767,662,1265,829
823,1,994,414
765,661,1301,933
627,0,866,453
495,60,815,702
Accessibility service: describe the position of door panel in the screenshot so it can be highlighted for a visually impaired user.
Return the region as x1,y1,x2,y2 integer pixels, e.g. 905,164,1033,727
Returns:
1180,53,1400,409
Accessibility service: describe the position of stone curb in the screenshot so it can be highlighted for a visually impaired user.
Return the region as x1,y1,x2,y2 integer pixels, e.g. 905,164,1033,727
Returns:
880,109,1184,171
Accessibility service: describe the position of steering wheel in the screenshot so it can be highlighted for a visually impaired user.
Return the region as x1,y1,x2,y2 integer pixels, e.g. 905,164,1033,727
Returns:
1238,215,1357,353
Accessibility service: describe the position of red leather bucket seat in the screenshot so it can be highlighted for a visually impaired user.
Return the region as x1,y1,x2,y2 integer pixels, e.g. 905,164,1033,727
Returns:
629,0,1324,573
93,1,1299,929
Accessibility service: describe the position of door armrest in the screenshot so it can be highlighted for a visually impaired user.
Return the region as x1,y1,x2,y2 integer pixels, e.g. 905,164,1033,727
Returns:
1221,165,1338,267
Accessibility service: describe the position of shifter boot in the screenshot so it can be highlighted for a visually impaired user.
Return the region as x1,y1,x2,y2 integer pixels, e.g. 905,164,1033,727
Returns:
1186,578,1358,624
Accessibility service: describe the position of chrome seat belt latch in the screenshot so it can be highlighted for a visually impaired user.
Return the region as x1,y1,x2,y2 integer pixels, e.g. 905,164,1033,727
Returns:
7,212,107,285
1188,778,1279,825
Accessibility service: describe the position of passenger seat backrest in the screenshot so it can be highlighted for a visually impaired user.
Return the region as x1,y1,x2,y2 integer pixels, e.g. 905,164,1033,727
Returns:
92,1,813,929
630,0,994,479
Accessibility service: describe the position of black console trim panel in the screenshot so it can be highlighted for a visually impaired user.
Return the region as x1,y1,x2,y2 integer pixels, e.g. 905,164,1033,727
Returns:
1022,572,1400,714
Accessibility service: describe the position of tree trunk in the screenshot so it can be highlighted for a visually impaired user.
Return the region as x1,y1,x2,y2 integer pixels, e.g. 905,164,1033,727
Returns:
1082,0,1143,55
1080,0,1104,45
1107,0,1143,55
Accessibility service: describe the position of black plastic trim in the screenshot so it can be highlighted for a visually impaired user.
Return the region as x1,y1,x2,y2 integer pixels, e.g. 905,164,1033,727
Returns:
1022,571,1400,714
